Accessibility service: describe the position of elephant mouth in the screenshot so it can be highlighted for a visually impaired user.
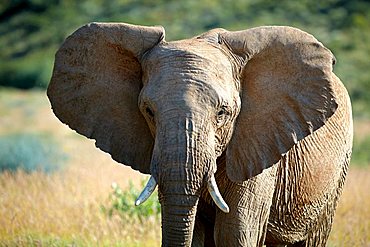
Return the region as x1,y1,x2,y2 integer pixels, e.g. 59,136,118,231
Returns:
135,174,229,213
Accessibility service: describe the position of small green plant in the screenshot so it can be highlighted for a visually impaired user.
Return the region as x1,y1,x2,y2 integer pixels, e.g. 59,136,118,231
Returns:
0,132,67,173
102,180,161,223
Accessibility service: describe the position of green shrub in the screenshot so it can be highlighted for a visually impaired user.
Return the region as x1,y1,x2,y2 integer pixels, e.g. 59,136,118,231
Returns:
351,136,370,167
0,132,67,173
0,64,46,89
0,56,53,89
102,180,161,223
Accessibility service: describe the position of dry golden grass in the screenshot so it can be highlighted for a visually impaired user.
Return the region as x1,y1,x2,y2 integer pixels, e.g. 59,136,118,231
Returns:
0,168,160,246
0,89,369,246
328,168,370,246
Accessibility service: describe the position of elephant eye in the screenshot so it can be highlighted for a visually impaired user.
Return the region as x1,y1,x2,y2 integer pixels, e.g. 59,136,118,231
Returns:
217,106,230,117
216,106,230,126
217,109,226,116
146,107,154,118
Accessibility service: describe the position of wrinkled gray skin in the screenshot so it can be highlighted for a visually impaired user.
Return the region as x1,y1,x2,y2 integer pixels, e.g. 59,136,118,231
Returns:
48,23,353,247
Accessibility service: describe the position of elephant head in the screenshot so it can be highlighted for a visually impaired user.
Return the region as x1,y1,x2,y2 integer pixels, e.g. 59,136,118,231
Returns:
48,23,337,246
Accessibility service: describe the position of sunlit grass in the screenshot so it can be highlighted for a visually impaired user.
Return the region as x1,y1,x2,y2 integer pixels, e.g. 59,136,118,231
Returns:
0,168,161,246
0,166,368,246
328,167,370,246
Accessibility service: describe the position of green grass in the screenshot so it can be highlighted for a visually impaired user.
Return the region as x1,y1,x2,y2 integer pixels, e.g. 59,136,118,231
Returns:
352,136,370,167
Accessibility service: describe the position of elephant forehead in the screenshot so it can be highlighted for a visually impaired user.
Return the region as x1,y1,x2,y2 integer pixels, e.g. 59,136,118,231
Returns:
141,75,223,112
141,40,236,101
143,39,233,76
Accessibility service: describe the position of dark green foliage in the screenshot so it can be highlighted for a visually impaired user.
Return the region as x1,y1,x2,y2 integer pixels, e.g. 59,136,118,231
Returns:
0,132,67,172
1,0,369,117
102,180,161,222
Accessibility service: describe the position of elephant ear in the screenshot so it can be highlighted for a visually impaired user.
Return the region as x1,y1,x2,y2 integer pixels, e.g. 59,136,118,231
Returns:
47,22,165,174
221,26,338,181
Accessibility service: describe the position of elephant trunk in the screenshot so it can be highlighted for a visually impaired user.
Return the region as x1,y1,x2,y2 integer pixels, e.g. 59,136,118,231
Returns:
160,192,199,246
157,162,208,247
152,115,216,246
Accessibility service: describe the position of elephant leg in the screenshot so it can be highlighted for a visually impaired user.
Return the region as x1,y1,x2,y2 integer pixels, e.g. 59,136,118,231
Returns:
192,198,216,247
192,215,216,247
192,216,205,247
302,191,342,247
214,165,278,247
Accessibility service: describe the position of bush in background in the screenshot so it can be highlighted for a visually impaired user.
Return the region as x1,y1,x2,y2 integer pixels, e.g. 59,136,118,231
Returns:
102,180,161,223
0,60,52,89
0,132,67,173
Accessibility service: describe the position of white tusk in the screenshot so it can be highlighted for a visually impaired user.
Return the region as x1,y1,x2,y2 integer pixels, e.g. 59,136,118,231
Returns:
207,175,230,213
135,176,157,206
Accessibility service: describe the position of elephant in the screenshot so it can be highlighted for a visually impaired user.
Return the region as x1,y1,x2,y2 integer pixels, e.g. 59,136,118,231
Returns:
47,22,353,247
